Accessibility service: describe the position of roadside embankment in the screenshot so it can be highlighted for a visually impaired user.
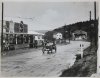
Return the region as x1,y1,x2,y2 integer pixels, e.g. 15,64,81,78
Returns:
60,45,97,77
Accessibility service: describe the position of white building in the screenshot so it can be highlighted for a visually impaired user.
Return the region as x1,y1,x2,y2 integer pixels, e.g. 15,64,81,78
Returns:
28,31,44,40
28,31,44,46
72,30,87,40
53,32,63,40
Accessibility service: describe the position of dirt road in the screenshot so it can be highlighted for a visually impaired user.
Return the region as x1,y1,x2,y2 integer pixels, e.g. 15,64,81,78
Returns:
1,41,90,77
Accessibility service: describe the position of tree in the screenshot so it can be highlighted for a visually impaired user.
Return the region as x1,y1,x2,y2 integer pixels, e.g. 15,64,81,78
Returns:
63,25,67,39
67,26,71,43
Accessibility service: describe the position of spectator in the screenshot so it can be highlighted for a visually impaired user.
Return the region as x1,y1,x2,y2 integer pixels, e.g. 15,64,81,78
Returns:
34,40,38,48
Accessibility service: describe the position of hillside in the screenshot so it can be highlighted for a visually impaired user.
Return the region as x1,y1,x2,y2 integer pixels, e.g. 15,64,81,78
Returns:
35,30,51,34
44,20,97,41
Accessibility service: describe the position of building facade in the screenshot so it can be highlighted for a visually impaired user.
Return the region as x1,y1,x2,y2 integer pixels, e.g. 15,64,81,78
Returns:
53,32,63,40
72,30,87,40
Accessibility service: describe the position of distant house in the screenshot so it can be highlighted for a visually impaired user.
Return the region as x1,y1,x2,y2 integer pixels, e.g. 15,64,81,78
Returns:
53,32,63,40
53,32,63,43
72,30,87,40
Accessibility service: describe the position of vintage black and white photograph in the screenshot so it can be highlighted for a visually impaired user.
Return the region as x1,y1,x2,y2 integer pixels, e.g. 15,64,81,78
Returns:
0,0,99,77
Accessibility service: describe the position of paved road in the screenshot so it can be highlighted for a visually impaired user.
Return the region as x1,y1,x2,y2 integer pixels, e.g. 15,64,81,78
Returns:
1,41,90,77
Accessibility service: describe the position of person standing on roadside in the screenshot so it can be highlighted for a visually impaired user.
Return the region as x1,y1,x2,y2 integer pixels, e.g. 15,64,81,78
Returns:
34,40,38,48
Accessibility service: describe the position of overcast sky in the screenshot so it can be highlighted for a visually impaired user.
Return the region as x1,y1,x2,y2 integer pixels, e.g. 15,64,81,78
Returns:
3,2,95,31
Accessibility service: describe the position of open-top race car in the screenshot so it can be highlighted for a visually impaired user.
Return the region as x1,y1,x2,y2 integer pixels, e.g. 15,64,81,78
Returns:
42,42,56,54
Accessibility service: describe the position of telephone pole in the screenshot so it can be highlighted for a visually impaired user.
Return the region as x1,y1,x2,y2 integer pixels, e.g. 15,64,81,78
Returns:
94,2,98,47
94,2,96,21
90,11,91,21
1,2,4,52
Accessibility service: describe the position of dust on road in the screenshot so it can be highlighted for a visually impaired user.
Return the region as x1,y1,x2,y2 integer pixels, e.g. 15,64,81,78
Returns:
1,41,90,77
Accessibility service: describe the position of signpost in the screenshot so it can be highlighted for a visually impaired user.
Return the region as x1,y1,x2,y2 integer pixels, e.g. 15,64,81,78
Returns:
80,44,84,58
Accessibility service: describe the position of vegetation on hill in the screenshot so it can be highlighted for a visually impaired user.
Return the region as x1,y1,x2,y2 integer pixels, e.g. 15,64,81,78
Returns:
59,19,98,77
44,20,97,41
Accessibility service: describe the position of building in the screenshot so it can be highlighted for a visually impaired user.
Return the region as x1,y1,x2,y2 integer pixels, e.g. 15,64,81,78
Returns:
53,32,63,43
2,20,28,50
72,30,87,40
3,21,21,33
53,32,63,40
3,20,28,33
28,31,44,46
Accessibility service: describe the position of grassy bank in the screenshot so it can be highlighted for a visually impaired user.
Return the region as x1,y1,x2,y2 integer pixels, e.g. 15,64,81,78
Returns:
60,45,97,77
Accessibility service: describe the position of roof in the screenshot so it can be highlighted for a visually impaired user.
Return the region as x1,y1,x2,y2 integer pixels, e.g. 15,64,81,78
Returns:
3,31,44,35
28,31,44,35
53,32,62,35
73,30,87,35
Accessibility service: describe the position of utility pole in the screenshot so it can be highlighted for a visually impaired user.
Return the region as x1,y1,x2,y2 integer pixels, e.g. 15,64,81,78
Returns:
1,2,4,52
89,11,92,47
68,26,71,43
94,2,96,21
95,1,100,74
94,2,98,47
90,11,91,21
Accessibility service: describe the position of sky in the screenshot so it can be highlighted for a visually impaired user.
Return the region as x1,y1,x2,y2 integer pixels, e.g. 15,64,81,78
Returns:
1,2,96,31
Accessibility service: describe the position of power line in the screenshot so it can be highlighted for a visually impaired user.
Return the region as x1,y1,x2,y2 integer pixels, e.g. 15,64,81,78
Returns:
5,16,35,21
